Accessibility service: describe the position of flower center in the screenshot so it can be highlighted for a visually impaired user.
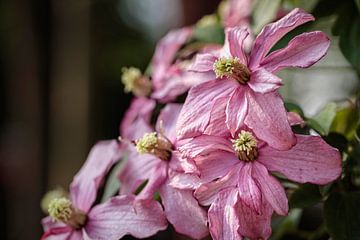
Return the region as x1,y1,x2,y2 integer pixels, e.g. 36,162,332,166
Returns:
213,57,250,84
121,67,151,97
232,130,258,161
48,197,87,229
135,132,173,161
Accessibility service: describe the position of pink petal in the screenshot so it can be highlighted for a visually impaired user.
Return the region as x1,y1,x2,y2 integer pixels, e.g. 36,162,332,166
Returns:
226,87,247,137
208,189,242,240
155,103,182,143
237,163,262,214
41,217,73,240
249,8,315,69
151,74,190,103
204,96,231,138
177,78,237,139
178,134,234,158
160,183,208,239
189,53,218,72
258,134,342,184
118,147,161,195
221,0,252,28
223,27,249,64
120,97,155,140
261,31,330,73
169,170,203,190
70,140,123,213
247,68,283,94
236,193,273,239
86,195,167,239
288,112,304,126
244,90,296,150
252,162,288,216
195,164,241,206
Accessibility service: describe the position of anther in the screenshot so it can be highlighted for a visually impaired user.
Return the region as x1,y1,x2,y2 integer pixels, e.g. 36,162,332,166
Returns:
213,57,250,84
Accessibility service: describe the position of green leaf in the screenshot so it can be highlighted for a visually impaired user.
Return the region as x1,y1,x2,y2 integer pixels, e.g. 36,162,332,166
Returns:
339,16,360,73
306,118,326,135
312,103,337,135
193,24,224,44
324,192,360,240
289,184,322,209
271,209,302,240
356,0,360,13
252,0,281,34
101,159,127,202
331,105,360,140
284,102,305,117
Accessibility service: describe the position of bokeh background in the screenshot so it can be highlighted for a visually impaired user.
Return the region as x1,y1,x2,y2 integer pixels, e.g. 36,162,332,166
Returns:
0,0,358,239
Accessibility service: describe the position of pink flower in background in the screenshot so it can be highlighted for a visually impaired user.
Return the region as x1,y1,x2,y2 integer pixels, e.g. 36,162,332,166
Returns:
177,8,330,150
119,104,208,239
151,27,212,102
41,141,167,240
178,124,342,239
220,0,252,28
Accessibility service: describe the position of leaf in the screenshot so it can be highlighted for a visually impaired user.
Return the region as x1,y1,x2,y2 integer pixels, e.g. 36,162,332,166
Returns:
289,184,322,209
324,192,360,240
192,24,224,44
101,158,127,202
331,105,360,140
271,209,302,240
306,118,326,135
284,102,305,117
252,0,282,34
310,103,336,135
339,16,360,73
356,0,360,13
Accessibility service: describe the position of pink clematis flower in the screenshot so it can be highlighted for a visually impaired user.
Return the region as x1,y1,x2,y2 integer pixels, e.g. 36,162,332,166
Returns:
177,8,330,150
151,27,212,103
178,116,342,240
220,0,252,28
118,104,209,239
41,140,167,240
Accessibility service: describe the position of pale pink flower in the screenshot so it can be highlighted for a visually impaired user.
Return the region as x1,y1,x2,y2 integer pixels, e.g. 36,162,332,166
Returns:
177,8,330,150
119,104,208,239
178,121,342,239
151,27,212,102
220,0,252,28
41,140,167,240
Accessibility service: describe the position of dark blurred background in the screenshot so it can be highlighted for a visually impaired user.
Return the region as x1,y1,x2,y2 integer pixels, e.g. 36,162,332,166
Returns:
0,0,219,239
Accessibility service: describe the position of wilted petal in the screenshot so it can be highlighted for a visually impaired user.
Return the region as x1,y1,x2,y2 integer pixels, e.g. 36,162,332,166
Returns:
236,193,273,239
208,189,242,240
224,27,249,64
252,162,288,216
160,183,208,239
179,134,234,158
258,134,342,184
247,68,282,94
244,90,296,150
261,31,330,73
189,53,218,72
237,163,262,214
85,195,167,240
155,103,182,143
177,78,237,139
70,140,123,213
226,87,247,137
250,8,314,69
195,164,241,206
120,97,155,140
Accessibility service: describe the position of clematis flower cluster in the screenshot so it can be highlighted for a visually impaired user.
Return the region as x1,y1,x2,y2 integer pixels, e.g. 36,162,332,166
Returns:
41,4,342,240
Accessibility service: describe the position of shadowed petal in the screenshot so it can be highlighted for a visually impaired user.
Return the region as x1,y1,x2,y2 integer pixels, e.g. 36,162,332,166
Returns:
288,112,304,126
244,90,296,150
208,189,242,240
70,140,123,213
258,134,342,184
156,103,182,143
247,68,282,94
177,78,237,139
252,162,288,216
226,87,247,137
261,31,330,73
85,195,167,240
237,163,262,214
249,8,314,69
195,164,241,206
160,183,208,239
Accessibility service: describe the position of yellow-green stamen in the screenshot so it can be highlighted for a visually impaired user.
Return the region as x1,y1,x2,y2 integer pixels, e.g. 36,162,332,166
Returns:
121,67,151,97
135,132,158,154
232,130,258,161
135,132,173,161
213,57,250,84
48,197,73,222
